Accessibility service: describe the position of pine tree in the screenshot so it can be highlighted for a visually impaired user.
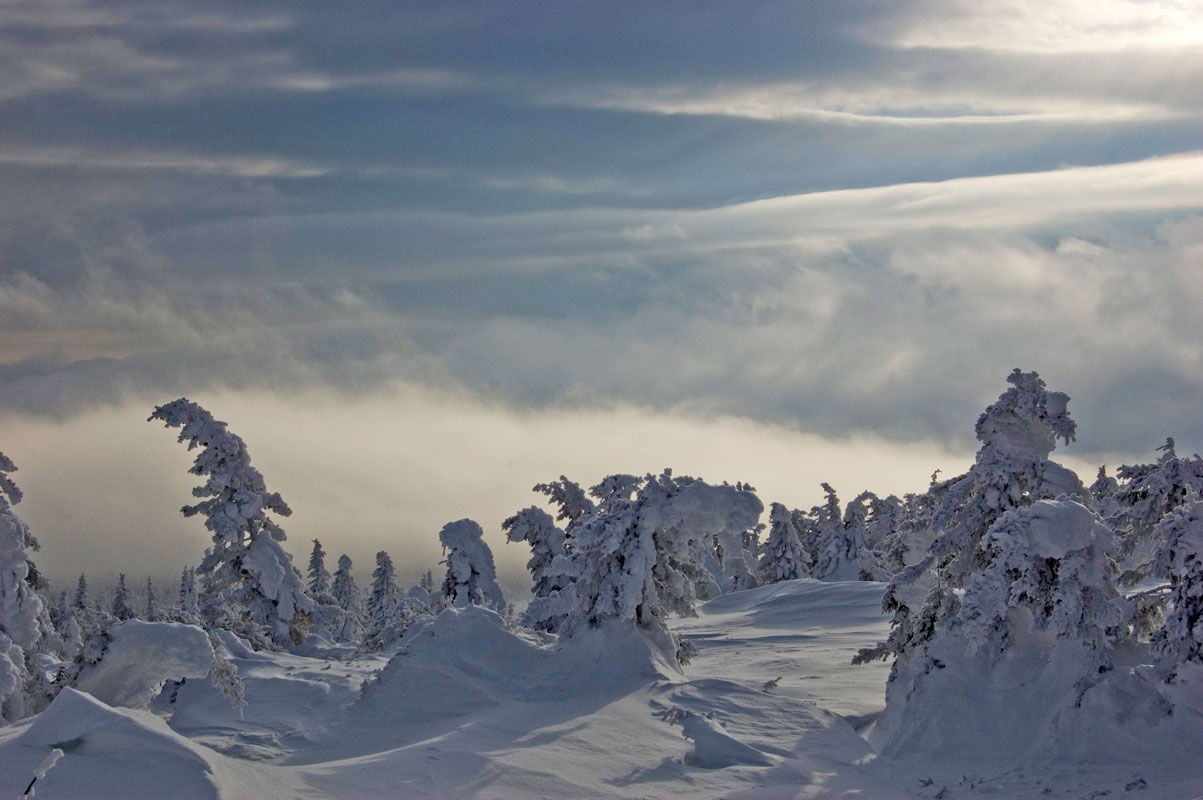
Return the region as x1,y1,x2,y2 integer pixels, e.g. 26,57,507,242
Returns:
1108,438,1203,584
759,502,812,583
176,566,200,623
307,539,333,600
149,398,315,648
71,573,94,630
111,574,135,621
330,554,365,644
870,369,1083,664
53,590,81,653
440,519,506,610
533,476,595,533
1151,494,1203,671
144,577,162,622
558,471,762,642
364,551,410,649
0,449,52,723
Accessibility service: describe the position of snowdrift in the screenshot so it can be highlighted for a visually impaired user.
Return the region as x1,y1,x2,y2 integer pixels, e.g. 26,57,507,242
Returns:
0,688,301,800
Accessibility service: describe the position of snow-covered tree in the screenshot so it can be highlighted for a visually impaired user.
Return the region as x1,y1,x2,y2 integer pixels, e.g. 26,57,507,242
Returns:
814,490,874,581
1089,465,1120,517
175,566,200,623
759,502,812,583
533,476,595,533
1151,494,1203,670
307,539,334,601
440,519,505,610
0,449,52,723
871,369,1084,663
144,577,163,620
504,506,569,630
1107,439,1203,584
868,498,1125,757
330,554,365,644
111,574,135,621
149,398,315,649
561,471,762,643
53,590,82,654
72,574,89,613
364,551,412,649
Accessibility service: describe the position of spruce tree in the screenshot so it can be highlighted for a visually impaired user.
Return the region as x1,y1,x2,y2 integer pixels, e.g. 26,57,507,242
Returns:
149,398,315,648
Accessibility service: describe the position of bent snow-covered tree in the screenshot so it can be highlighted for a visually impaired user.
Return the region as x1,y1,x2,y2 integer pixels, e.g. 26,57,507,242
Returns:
0,450,53,723
149,399,314,649
440,519,505,611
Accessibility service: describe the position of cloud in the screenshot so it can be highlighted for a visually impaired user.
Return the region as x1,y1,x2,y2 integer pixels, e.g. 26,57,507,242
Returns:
540,79,1185,125
868,0,1203,54
0,145,331,179
2,384,973,587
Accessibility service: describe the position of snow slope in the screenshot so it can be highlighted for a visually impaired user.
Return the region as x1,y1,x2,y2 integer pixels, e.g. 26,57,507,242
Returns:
1,579,1198,799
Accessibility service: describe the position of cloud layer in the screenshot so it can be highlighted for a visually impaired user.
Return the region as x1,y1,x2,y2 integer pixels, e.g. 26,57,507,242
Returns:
2,1,1202,578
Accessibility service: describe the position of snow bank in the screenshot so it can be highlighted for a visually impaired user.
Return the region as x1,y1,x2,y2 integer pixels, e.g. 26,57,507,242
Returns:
73,620,213,708
357,605,670,723
0,688,297,800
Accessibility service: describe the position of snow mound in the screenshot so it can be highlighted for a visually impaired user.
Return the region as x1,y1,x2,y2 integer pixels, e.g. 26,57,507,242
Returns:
355,605,670,724
700,576,888,630
660,705,773,768
2,688,296,800
74,620,213,708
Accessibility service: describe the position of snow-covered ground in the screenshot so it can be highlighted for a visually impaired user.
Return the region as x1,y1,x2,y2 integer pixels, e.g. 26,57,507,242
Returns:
1,579,1198,799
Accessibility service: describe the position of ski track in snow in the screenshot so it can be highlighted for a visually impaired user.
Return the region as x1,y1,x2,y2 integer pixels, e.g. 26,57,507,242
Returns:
1,579,1198,799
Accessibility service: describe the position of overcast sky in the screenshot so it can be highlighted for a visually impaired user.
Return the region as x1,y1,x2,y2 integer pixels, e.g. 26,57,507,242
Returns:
1,0,1201,585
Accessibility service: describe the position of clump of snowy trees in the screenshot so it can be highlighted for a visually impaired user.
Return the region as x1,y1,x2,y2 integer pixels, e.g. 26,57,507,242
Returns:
852,370,1203,758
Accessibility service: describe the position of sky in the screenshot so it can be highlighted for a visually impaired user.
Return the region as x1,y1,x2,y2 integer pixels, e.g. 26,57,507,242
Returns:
0,0,1201,586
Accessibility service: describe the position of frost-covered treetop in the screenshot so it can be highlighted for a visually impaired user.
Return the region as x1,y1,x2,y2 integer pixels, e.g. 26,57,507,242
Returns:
148,398,291,546
0,449,23,510
974,368,1076,461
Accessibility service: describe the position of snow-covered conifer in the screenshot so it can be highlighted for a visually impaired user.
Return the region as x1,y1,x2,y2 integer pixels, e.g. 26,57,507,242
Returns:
868,498,1125,756
1151,495,1203,670
872,369,1084,663
759,502,812,583
533,476,595,533
364,551,412,649
144,577,163,622
1108,439,1203,584
814,490,876,581
562,471,762,640
0,449,52,722
440,519,505,610
149,398,315,648
53,590,81,653
330,554,365,644
176,566,200,623
110,574,135,621
307,539,333,599
207,630,246,712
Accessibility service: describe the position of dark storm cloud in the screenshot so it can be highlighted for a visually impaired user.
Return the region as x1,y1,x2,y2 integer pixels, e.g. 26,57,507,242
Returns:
1,0,1202,462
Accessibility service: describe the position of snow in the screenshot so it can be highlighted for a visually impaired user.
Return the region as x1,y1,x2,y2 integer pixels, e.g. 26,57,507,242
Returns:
72,620,213,708
1,578,1200,798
